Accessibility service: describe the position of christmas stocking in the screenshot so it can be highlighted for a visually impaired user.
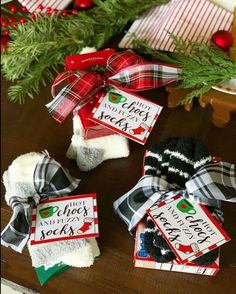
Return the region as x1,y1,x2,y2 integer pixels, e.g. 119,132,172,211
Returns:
175,243,200,254
78,218,94,233
129,123,148,136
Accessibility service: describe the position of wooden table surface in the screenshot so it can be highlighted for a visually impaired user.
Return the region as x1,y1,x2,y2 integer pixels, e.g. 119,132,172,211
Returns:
1,38,236,294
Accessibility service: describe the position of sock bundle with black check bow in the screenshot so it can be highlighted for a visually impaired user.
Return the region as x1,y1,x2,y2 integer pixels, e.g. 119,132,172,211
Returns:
143,137,222,265
1,151,100,268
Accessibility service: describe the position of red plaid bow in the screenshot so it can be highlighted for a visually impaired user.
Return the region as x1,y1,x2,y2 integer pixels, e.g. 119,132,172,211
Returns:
46,50,181,123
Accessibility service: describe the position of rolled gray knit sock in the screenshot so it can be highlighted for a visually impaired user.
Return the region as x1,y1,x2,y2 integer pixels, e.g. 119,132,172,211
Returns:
76,146,105,172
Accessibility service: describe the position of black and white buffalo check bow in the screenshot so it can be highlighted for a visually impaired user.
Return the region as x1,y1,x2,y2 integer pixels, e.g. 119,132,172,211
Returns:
1,154,80,253
113,162,236,232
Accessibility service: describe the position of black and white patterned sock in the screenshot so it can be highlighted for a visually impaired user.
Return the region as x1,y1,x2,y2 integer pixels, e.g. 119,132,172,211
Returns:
144,137,212,187
143,137,221,266
144,217,176,263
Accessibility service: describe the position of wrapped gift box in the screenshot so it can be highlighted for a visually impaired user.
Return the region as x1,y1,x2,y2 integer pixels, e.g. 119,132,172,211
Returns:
65,49,117,139
134,222,219,276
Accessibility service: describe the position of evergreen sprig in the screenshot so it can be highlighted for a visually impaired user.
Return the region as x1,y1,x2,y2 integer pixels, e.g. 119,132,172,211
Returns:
133,36,236,104
2,0,169,103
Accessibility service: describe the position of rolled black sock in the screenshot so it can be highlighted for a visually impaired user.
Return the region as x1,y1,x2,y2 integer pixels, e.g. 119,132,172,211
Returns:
144,217,176,263
143,138,222,266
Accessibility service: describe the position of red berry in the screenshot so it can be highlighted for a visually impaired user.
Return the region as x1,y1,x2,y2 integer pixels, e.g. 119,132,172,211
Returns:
1,20,8,27
10,6,17,13
8,17,15,24
46,7,52,12
71,9,78,15
4,29,10,35
75,0,94,10
30,13,36,19
21,6,28,12
61,10,68,16
46,12,52,17
1,35,10,51
19,18,27,24
53,9,58,14
38,4,44,10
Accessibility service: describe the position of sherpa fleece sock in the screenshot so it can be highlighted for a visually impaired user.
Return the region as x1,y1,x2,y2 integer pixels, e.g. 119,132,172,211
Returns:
3,152,44,204
67,113,130,171
28,237,100,268
2,152,97,267
60,237,100,268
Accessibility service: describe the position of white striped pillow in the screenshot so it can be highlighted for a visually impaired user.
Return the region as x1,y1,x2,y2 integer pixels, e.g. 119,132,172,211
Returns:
17,0,73,13
119,0,233,52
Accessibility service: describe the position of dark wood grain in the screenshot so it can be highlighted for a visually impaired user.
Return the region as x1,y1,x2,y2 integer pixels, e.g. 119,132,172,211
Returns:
1,39,236,294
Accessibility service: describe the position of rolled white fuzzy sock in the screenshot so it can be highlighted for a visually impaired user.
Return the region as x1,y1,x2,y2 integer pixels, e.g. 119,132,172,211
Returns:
28,238,91,268
68,112,130,171
3,152,44,204
72,113,84,136
60,237,100,268
66,134,130,171
2,151,97,267
29,237,100,269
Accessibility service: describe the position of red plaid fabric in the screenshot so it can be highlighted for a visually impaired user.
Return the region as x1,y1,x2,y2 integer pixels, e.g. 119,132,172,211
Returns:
106,50,145,75
109,63,182,91
47,71,103,123
47,50,181,123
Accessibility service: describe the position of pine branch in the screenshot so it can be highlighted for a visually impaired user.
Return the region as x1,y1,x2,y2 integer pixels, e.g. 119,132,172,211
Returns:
2,0,170,103
133,37,236,104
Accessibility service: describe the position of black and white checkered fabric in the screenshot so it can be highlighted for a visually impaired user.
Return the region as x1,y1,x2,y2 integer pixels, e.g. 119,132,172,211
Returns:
113,175,182,231
186,162,236,203
113,161,236,232
1,154,80,253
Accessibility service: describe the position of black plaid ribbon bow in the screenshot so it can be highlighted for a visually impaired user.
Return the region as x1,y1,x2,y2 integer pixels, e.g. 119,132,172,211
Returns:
1,154,80,253
113,162,236,232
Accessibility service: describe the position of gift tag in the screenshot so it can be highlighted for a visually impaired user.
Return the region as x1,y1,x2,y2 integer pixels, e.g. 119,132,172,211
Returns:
147,195,231,263
30,194,99,245
89,87,162,144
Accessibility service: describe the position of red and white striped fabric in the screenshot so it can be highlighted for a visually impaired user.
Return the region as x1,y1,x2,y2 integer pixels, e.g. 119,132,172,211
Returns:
18,0,73,13
119,0,233,52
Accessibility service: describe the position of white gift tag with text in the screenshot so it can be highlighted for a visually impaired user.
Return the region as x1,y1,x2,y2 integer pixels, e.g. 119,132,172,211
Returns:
30,194,99,245
89,87,162,145
147,195,230,263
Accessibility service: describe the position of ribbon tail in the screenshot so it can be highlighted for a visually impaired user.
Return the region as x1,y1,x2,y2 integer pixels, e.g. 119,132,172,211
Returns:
109,63,182,91
113,175,180,231
46,85,79,123
185,162,236,205
1,204,31,253
33,155,80,198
